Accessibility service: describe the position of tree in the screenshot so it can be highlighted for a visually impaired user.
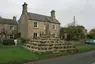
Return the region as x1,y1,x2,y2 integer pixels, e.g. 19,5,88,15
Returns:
88,29,95,39
0,26,7,39
60,25,87,40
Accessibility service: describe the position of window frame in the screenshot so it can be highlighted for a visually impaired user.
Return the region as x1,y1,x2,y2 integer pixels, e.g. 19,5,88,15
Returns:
10,26,13,30
34,22,38,28
33,32,38,38
53,24,56,30
10,34,14,39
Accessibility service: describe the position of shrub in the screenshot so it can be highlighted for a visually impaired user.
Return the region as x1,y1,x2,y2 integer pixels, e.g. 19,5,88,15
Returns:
0,39,2,44
20,39,27,43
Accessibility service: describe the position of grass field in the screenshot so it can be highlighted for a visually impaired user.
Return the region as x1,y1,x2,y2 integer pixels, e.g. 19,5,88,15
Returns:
0,45,95,64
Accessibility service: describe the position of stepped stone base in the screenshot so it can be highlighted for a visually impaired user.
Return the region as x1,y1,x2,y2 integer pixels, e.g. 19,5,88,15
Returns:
22,34,77,53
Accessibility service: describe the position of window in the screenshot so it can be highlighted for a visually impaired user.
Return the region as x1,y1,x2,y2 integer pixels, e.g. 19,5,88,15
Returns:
53,25,56,30
10,26,13,29
34,22,38,28
33,33,38,38
10,35,14,39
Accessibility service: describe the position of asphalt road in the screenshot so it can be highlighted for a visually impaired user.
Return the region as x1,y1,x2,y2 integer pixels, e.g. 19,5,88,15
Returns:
24,50,95,64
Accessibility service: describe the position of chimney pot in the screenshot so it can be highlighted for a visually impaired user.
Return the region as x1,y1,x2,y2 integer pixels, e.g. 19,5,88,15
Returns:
22,2,28,14
51,10,56,19
13,16,16,21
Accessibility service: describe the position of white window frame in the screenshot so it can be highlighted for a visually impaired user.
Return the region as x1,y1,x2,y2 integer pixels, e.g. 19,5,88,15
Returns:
33,32,38,38
34,22,38,28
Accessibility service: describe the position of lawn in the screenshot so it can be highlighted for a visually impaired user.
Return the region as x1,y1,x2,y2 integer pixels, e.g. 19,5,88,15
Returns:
0,45,95,64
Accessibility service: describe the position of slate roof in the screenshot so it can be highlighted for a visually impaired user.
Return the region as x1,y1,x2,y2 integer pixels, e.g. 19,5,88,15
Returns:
27,12,60,24
0,18,17,25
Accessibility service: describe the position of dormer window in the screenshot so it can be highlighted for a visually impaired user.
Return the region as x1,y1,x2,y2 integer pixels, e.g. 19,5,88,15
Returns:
34,22,38,28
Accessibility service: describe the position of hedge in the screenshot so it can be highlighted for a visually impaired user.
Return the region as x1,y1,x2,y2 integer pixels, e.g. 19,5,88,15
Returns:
2,39,15,45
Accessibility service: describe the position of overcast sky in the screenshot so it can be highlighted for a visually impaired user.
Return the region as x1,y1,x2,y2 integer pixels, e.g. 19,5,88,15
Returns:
0,0,95,31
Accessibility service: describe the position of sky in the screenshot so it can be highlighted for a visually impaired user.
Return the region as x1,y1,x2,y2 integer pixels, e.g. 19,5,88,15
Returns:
0,0,95,31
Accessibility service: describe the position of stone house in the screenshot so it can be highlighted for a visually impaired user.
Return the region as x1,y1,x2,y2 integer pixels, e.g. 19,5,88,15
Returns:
0,16,17,39
18,2,60,40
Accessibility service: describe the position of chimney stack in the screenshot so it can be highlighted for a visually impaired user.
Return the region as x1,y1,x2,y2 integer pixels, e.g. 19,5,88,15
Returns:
51,10,55,19
22,2,27,14
13,16,16,21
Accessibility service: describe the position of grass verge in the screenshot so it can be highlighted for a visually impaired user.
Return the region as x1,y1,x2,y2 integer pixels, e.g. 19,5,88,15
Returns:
76,45,95,52
0,45,95,64
0,46,70,64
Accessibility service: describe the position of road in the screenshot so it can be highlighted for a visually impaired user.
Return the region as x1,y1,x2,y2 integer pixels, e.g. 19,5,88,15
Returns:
24,50,95,64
